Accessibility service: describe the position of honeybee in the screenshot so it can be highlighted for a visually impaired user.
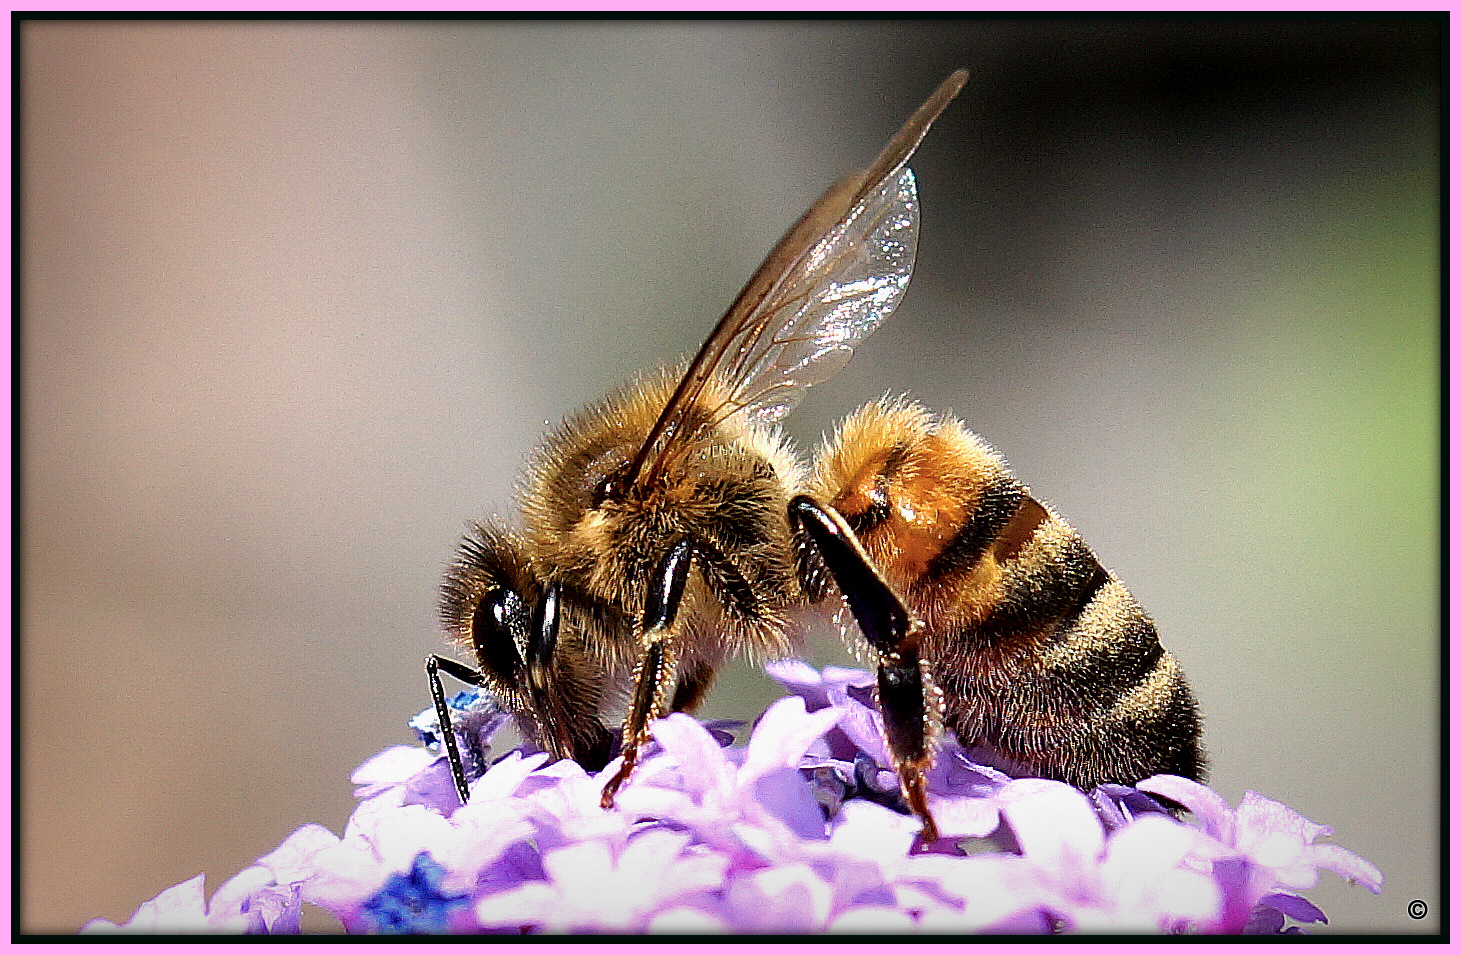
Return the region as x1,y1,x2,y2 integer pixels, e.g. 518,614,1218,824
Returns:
430,69,1204,844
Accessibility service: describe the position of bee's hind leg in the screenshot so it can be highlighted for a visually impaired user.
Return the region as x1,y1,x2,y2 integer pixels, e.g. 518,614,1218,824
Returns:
599,537,694,809
789,495,939,845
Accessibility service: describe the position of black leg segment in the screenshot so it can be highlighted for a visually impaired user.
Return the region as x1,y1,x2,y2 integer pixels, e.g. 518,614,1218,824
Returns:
789,496,913,656
599,537,694,809
642,537,693,634
524,582,570,760
425,653,488,806
789,495,939,844
526,581,560,672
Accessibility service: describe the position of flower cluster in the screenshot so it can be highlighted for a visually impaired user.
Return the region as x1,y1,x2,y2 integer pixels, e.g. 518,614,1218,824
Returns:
83,661,1381,935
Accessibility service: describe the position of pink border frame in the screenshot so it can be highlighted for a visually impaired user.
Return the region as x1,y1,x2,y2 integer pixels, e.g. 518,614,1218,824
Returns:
3,10,1451,950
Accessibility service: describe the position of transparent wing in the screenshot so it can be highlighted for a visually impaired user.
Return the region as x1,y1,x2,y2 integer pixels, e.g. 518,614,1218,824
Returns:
718,164,919,427
627,70,967,488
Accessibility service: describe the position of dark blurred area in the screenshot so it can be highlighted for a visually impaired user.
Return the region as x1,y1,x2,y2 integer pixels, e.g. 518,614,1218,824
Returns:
19,19,1440,934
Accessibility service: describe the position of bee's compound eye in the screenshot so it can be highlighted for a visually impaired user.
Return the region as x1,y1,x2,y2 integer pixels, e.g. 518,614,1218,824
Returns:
472,588,528,680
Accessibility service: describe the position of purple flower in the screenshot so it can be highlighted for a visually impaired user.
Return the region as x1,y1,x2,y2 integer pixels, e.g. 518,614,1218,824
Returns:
1140,774,1384,933
614,697,841,845
82,660,1382,935
475,828,730,933
768,659,894,768
997,779,1220,932
79,866,303,935
81,874,213,934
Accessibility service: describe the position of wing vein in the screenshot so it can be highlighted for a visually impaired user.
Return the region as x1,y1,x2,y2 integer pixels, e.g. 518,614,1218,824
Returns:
625,70,967,488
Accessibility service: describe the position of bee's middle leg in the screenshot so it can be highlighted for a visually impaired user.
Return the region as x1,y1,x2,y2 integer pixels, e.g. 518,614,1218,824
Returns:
790,495,939,844
600,537,693,809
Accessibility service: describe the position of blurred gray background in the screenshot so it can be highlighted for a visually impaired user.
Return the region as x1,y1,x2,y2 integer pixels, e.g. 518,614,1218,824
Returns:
20,20,1440,935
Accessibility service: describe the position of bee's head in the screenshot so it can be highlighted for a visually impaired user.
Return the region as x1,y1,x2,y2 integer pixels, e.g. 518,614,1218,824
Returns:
438,521,546,739
439,521,615,766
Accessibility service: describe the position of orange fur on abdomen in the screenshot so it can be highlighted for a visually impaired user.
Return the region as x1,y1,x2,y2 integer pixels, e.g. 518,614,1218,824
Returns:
809,396,1205,790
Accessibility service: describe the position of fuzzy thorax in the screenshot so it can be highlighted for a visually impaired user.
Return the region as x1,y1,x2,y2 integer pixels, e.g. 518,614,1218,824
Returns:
519,370,809,667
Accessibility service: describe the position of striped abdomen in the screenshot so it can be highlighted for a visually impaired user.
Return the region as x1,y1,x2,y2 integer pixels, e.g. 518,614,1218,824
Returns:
811,397,1204,790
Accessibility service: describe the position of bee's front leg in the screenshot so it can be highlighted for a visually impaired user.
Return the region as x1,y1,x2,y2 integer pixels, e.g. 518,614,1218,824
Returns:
789,495,939,845
523,581,576,764
425,653,489,805
600,537,694,809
